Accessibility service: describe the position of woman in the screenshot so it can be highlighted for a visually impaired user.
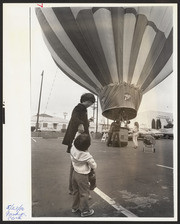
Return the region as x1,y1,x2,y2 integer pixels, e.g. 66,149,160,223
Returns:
62,93,95,194
132,122,139,149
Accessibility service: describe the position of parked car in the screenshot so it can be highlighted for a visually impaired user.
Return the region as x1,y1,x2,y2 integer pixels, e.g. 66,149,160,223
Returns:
160,128,174,139
129,127,173,140
138,128,151,139
149,129,164,139
128,128,151,140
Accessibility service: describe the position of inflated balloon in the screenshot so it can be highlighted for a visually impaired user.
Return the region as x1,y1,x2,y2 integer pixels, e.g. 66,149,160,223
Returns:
35,6,173,120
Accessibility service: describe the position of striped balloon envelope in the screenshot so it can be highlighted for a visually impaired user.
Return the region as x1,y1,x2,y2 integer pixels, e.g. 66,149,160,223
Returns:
35,6,173,120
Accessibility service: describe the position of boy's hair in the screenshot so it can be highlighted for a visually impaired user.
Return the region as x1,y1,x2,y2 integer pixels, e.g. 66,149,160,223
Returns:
80,93,95,104
74,133,91,151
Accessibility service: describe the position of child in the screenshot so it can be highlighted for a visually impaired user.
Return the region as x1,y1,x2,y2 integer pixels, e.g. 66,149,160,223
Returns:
70,133,97,217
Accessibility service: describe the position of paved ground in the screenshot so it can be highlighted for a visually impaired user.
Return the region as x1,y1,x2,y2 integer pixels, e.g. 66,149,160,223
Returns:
31,137,174,219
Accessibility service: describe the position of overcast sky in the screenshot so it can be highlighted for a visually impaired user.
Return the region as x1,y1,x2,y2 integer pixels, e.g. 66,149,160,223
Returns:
30,8,175,123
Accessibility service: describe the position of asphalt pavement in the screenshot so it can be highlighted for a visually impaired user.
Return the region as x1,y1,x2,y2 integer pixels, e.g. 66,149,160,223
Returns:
31,136,174,220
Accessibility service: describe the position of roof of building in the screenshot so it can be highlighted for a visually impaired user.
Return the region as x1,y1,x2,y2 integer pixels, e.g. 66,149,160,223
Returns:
31,114,69,123
39,113,53,117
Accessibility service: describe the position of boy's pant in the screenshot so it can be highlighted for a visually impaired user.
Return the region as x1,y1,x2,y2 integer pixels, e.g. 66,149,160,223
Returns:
72,170,90,212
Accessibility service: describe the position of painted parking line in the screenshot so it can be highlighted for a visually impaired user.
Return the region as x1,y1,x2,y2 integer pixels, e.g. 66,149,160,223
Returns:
156,164,173,170
31,137,36,142
94,187,137,217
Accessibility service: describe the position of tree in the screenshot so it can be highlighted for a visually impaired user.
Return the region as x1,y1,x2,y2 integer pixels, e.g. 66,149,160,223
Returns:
152,119,155,129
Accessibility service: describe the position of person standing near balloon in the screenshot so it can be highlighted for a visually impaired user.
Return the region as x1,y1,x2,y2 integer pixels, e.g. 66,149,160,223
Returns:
70,133,97,217
132,122,139,149
106,120,116,146
62,93,95,194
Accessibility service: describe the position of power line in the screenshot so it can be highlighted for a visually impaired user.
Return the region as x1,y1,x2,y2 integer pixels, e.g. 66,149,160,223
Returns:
43,69,58,115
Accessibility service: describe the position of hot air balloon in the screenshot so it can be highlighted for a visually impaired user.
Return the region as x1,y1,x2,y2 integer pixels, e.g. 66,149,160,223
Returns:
35,6,173,121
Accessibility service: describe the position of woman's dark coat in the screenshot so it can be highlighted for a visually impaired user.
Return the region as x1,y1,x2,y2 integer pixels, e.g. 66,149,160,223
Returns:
62,103,90,153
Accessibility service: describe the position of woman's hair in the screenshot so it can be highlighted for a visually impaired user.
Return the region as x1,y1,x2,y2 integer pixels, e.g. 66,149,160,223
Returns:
74,133,91,151
80,93,95,104
134,122,139,128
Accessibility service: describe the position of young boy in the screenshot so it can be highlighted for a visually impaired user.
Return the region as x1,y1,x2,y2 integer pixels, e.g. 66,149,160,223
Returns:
70,133,97,217
62,93,95,194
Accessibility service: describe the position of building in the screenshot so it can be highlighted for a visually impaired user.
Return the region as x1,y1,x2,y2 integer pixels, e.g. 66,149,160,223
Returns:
31,110,172,133
31,114,69,131
129,110,173,129
31,113,109,134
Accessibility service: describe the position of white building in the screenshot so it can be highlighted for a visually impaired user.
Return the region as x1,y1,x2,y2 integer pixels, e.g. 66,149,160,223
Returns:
31,114,69,131
129,110,173,129
31,111,171,133
31,113,109,133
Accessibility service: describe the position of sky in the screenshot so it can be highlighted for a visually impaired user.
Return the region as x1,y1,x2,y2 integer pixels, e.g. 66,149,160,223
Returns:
30,8,176,123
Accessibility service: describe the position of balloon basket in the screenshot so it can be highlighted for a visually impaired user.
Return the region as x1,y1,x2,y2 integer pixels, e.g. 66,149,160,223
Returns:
107,127,128,147
99,83,142,120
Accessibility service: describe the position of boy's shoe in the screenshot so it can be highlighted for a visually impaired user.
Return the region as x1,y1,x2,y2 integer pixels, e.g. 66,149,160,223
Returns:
72,208,79,213
81,209,94,217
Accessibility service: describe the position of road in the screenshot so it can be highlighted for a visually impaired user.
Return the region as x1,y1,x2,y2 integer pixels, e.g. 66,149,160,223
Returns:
31,137,174,219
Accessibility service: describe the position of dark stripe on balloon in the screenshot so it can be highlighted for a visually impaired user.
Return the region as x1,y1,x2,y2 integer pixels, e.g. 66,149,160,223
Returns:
147,21,159,33
53,58,98,95
137,31,166,87
36,8,98,91
125,7,137,15
128,14,148,83
141,29,173,91
52,7,111,86
76,8,112,85
111,7,124,83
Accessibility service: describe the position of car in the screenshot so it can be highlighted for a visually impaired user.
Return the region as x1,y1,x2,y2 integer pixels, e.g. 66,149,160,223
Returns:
160,128,174,139
149,129,164,139
128,128,151,140
138,128,151,139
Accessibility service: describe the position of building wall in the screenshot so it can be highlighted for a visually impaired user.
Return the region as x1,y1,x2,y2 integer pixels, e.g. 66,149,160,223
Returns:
31,115,68,131
130,111,173,129
31,111,173,133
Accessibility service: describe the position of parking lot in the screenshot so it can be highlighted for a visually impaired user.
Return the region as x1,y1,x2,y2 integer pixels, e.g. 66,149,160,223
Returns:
31,137,175,220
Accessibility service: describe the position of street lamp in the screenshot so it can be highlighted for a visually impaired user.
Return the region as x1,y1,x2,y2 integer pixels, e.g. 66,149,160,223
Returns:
90,96,99,133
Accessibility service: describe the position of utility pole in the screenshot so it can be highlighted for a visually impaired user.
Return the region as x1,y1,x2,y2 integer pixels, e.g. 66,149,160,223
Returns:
92,103,95,121
95,96,98,133
63,112,68,119
107,118,109,130
91,100,96,121
35,71,44,131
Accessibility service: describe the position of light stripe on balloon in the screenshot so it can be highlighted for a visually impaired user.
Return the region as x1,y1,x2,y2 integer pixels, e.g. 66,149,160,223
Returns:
127,14,147,84
94,8,119,84
141,29,173,91
42,32,98,94
131,25,156,86
36,8,100,92
42,8,103,90
143,55,173,94
111,7,124,83
123,13,136,83
76,8,112,86
137,31,166,88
